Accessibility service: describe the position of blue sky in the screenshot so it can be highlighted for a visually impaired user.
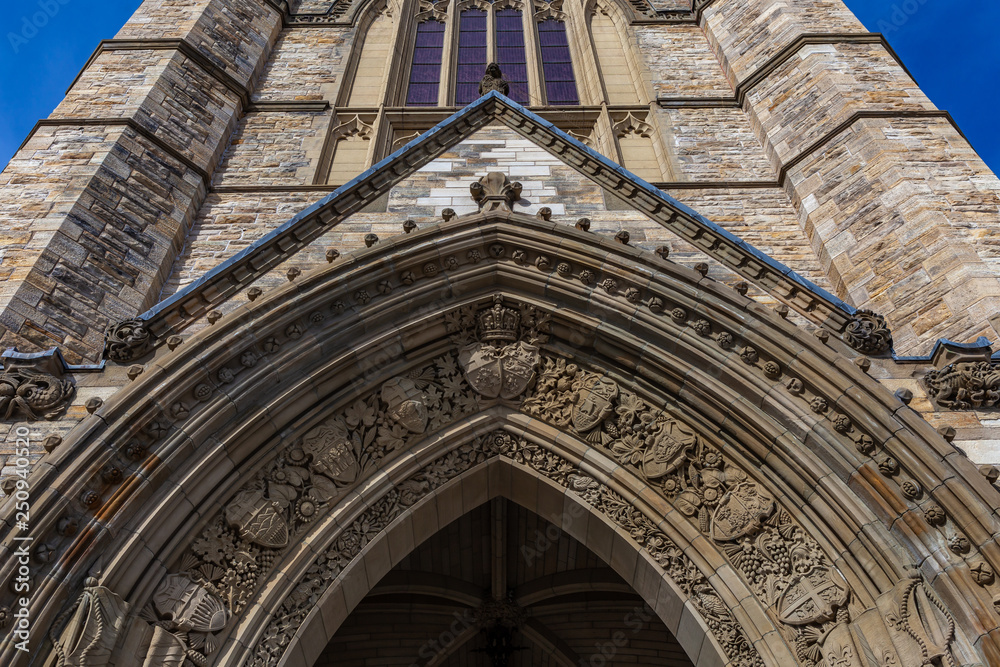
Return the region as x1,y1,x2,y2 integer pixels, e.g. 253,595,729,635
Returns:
0,0,998,173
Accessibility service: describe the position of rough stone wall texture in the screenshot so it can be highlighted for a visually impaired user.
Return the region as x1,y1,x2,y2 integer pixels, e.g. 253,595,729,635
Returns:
698,0,1000,356
659,107,774,181
212,111,331,186
0,0,282,362
635,24,732,98
252,27,353,102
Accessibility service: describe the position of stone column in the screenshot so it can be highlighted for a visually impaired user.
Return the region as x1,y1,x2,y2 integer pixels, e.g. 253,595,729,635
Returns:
701,0,1000,355
0,0,284,362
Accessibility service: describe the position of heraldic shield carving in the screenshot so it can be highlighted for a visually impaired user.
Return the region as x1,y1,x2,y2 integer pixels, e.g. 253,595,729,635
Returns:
455,295,547,400
776,566,849,626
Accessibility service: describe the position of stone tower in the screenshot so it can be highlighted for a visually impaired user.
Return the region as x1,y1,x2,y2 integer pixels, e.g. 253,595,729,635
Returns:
2,1,1000,666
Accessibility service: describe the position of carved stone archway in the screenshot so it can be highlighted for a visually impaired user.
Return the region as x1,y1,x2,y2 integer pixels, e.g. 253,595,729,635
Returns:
6,210,999,667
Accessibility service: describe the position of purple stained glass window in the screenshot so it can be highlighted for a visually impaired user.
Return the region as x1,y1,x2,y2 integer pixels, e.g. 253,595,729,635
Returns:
537,19,578,105
495,9,529,104
456,10,488,105
407,20,445,106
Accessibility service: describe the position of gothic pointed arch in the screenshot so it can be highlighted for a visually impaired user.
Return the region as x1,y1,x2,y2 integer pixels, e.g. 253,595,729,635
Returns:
7,204,999,667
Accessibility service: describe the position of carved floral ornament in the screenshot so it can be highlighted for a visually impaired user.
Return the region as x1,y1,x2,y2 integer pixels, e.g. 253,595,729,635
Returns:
108,298,959,667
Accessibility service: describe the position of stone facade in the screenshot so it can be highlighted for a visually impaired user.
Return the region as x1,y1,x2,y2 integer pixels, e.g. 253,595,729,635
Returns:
2,0,1000,666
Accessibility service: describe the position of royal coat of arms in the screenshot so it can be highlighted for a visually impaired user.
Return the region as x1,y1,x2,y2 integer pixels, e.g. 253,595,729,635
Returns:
225,489,290,548
301,422,360,483
710,481,774,541
381,377,428,433
777,566,849,626
572,375,619,433
458,295,542,400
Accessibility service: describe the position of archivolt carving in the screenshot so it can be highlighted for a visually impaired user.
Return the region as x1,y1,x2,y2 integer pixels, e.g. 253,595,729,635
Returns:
250,438,499,666
521,355,854,665
50,576,130,666
170,352,481,630
495,431,764,667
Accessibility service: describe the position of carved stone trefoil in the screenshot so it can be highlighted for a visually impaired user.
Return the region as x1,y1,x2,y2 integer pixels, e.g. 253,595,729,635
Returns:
470,172,522,212
0,350,75,421
924,361,1000,410
479,62,510,97
843,309,892,355
104,318,154,362
776,566,849,626
50,576,131,666
458,296,540,400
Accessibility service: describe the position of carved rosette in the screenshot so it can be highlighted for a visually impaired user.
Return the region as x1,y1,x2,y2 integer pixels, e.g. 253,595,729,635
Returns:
470,172,523,212
842,309,892,355
104,318,155,362
924,361,1000,410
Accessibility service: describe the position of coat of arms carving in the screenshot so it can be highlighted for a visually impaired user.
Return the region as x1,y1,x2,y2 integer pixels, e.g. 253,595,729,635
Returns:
301,422,360,483
776,566,849,626
572,375,619,433
642,419,697,479
152,573,230,633
454,295,547,400
224,489,290,548
381,377,428,433
710,481,774,541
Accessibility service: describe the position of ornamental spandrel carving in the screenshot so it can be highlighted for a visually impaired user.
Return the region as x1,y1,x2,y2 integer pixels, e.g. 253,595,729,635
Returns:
250,438,498,667
174,355,479,619
50,576,130,666
924,360,1000,410
451,295,547,400
520,353,844,661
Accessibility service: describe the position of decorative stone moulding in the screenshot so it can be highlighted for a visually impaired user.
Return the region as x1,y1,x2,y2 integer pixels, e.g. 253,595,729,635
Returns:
0,348,75,421
5,213,997,667
129,95,877,352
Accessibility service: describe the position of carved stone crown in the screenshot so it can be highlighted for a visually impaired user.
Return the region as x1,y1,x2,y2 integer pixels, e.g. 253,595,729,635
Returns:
478,296,520,342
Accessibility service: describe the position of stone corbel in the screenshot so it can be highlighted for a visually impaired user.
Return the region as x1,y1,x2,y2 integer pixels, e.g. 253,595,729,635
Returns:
0,348,75,421
842,309,893,355
105,318,154,362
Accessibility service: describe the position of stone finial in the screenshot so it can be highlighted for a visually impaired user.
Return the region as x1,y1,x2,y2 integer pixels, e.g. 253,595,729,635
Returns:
843,309,892,355
479,63,510,97
470,172,522,212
